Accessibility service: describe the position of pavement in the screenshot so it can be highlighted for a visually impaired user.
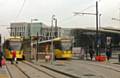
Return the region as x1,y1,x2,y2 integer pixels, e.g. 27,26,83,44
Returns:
0,56,119,78
30,56,120,78
0,65,10,78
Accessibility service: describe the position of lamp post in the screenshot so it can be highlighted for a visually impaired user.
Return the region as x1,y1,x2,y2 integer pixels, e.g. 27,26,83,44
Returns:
54,18,58,38
74,1,100,56
36,32,39,61
30,18,38,60
51,15,56,64
96,1,99,56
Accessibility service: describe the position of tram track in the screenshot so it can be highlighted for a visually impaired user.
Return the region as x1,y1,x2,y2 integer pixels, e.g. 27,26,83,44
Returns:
15,61,74,78
36,60,120,78
8,60,120,78
79,61,120,72
7,61,49,78
69,60,120,78
11,61,54,78
21,61,57,78
6,60,74,78
22,61,78,78
39,61,104,78
40,65,79,78
6,60,120,78
6,64,12,78
63,60,120,73
6,62,29,78
14,64,30,78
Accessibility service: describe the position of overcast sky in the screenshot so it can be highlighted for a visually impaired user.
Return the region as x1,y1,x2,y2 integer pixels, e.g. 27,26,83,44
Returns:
0,0,120,39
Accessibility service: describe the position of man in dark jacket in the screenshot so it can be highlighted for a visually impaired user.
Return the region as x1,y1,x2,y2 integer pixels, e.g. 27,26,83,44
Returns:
106,48,112,61
89,46,95,61
0,48,3,67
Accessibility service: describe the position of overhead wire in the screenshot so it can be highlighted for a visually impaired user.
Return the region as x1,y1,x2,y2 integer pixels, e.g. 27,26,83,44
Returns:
75,5,95,14
15,0,26,18
59,4,95,25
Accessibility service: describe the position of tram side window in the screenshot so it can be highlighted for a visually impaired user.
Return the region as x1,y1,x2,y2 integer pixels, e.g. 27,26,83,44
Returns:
4,40,11,50
54,43,62,50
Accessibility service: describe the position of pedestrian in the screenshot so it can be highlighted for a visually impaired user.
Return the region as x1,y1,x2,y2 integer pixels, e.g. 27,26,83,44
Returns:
106,48,112,61
0,48,3,67
32,44,37,61
85,47,89,60
11,50,18,64
80,47,85,60
89,46,95,61
45,45,50,62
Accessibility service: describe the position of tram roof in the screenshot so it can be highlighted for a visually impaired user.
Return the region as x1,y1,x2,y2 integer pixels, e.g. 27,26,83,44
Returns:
7,36,23,41
9,36,22,38
72,28,120,34
32,37,72,44
32,38,58,44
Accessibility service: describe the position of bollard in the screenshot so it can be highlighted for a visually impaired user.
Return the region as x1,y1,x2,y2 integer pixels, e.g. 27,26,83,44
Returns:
118,54,120,62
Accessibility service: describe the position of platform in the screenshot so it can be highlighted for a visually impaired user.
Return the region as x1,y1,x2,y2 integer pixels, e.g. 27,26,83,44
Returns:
0,65,10,78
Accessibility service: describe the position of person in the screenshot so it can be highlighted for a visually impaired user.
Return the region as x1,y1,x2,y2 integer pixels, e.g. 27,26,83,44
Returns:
85,47,89,60
80,47,85,60
89,46,95,61
106,48,112,61
45,45,51,62
0,48,3,67
11,50,18,64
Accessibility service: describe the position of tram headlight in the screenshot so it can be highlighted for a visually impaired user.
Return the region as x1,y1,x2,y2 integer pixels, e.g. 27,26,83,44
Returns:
68,51,71,54
64,51,66,54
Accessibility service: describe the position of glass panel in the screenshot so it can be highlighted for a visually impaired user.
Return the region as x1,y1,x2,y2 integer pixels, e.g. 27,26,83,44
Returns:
10,41,22,50
61,41,72,50
54,43,62,50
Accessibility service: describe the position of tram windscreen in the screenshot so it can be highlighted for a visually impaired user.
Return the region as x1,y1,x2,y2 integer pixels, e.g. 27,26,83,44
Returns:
61,40,72,50
9,41,22,50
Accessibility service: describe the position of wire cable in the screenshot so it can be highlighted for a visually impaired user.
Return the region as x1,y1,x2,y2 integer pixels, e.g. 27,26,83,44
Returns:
79,5,95,13
59,4,95,25
15,0,26,18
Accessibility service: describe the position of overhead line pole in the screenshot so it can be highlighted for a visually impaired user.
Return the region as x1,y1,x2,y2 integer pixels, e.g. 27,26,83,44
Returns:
74,1,100,56
96,1,99,56
51,15,55,64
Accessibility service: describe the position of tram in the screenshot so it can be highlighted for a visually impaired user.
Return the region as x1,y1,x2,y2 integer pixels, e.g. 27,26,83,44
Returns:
33,37,73,59
3,36,24,60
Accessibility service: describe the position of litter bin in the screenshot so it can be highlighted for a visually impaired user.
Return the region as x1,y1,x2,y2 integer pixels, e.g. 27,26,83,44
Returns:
118,54,120,62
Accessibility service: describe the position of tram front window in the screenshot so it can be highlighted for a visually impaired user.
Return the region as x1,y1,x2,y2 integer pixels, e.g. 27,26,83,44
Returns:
54,43,62,50
61,42,71,50
10,42,21,50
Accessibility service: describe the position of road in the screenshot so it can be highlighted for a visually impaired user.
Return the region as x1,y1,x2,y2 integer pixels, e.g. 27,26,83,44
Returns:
6,61,71,78
4,59,120,78
38,60,120,78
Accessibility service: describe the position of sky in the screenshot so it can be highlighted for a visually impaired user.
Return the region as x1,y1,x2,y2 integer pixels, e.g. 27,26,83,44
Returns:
0,0,120,40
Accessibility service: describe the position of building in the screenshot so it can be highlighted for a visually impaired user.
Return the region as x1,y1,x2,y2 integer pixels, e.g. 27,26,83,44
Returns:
11,22,120,49
10,22,29,38
10,22,62,40
71,27,120,52
10,22,50,39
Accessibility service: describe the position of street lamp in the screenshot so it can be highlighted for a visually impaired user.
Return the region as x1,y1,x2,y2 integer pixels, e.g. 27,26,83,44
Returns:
51,15,56,64
30,18,38,60
99,14,102,29
74,1,100,56
30,18,38,37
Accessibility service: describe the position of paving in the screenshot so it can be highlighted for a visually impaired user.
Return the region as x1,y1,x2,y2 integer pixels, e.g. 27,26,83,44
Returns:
0,57,119,78
0,65,10,78
31,57,120,78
